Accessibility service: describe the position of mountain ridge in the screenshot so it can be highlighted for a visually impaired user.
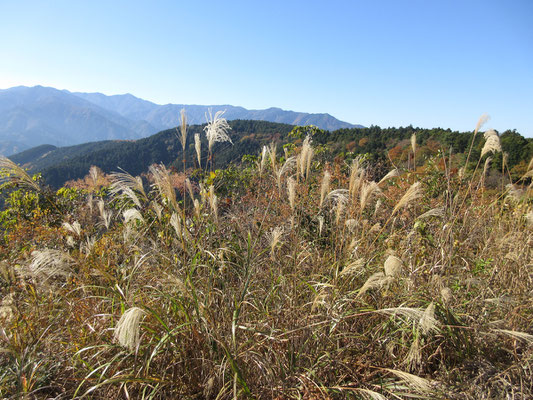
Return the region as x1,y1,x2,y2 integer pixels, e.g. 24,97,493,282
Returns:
0,85,361,155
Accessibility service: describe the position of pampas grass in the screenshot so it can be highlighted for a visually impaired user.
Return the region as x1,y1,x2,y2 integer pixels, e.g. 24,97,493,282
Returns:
319,170,331,208
194,133,202,168
392,182,422,215
0,156,41,192
113,307,146,352
481,129,502,157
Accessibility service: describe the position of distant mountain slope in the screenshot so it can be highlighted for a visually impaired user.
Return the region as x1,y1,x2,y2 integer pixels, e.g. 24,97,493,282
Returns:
73,92,360,132
12,120,296,188
0,86,156,154
0,85,361,156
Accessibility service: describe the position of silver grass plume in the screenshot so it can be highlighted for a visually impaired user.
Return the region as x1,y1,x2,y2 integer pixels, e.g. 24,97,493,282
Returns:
0,156,41,192
506,184,526,202
209,185,218,221
194,133,202,168
492,329,533,344
417,207,445,219
25,249,74,283
419,302,439,334
89,165,99,185
319,170,331,208
98,200,113,229
384,368,434,394
352,388,387,400
373,199,382,216
410,133,417,154
297,135,313,180
287,177,296,211
170,212,182,237
378,168,400,184
481,156,492,186
268,142,277,173
123,208,144,225
349,158,365,198
62,221,82,236
204,109,232,153
268,226,284,259
318,215,325,236
481,129,502,157
149,164,180,212
178,108,187,151
152,202,163,222
259,145,268,176
357,272,391,297
185,178,195,202
109,170,147,209
384,255,402,277
474,114,490,136
114,307,146,352
360,181,381,212
277,156,296,193
392,182,422,215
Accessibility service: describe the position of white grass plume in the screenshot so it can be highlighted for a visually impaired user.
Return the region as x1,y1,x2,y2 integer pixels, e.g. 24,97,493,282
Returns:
0,156,41,192
209,185,218,221
114,307,146,352
474,114,490,135
25,249,74,283
149,164,180,212
339,258,366,277
268,226,284,259
287,177,296,211
349,157,365,198
259,145,268,176
378,168,400,184
481,129,502,157
178,108,187,151
417,207,445,219
357,272,390,297
123,208,144,225
319,170,331,208
89,165,99,185
98,200,113,229
277,156,296,193
384,368,434,393
360,181,381,212
492,329,533,344
170,212,182,237
62,221,82,236
384,255,402,277
204,109,232,153
392,182,423,215
410,133,416,155
109,170,147,208
194,133,202,168
419,302,439,334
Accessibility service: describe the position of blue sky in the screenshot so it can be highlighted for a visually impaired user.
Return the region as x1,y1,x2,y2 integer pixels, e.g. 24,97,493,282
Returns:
1,0,532,136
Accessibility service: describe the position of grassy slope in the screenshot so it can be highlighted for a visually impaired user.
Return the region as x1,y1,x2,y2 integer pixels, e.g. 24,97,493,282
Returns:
0,132,531,398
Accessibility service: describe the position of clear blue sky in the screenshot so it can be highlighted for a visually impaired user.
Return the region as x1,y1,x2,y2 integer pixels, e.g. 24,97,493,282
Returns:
1,0,532,136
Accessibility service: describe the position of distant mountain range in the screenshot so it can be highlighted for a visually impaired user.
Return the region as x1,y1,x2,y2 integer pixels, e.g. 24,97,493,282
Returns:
0,85,361,155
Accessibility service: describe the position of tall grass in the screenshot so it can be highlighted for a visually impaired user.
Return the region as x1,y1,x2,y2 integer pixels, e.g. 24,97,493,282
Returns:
0,121,531,399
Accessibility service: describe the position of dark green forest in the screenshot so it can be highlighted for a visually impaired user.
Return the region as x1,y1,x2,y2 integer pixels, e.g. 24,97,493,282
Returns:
8,120,533,188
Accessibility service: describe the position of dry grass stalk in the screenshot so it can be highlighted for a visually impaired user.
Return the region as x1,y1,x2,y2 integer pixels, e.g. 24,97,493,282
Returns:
319,170,331,208
419,302,439,334
417,207,445,219
392,182,422,215
24,249,74,283
378,168,400,184
149,164,180,212
384,368,434,393
492,329,533,344
268,226,284,259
